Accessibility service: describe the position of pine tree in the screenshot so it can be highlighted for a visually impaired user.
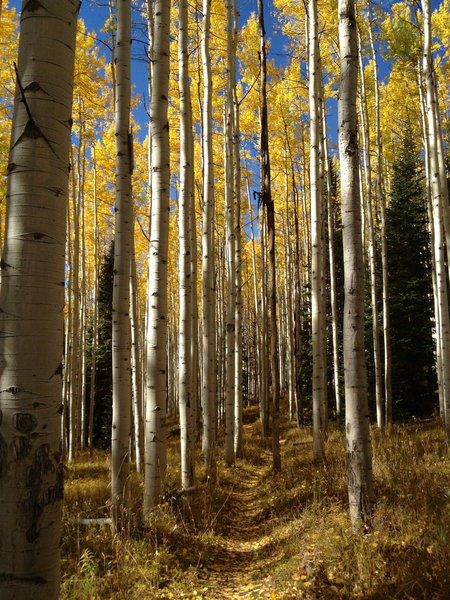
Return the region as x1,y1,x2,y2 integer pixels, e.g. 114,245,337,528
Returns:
86,242,114,449
387,136,436,417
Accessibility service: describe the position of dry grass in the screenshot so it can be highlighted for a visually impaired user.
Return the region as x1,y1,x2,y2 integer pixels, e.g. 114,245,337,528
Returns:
60,412,450,599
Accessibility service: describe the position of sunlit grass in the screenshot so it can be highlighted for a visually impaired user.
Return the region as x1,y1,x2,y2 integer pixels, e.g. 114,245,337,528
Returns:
60,412,450,599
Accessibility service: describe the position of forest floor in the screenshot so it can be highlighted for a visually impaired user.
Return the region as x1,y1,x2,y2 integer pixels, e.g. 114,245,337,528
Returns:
61,410,450,599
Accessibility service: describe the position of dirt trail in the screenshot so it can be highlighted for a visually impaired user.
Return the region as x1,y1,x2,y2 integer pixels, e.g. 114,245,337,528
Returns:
190,437,280,599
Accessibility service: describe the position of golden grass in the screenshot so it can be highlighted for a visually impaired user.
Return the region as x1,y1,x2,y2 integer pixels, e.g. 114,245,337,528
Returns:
60,413,450,599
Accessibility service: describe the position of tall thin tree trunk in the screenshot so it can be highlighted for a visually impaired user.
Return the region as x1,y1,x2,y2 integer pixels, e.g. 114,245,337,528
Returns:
367,15,392,425
418,64,445,419
338,0,374,529
309,0,326,462
200,0,217,479
358,42,384,427
224,0,237,466
130,253,143,473
233,10,243,456
322,117,341,419
89,147,99,453
0,2,78,597
111,0,133,532
144,0,171,511
422,0,450,437
178,0,195,489
258,0,281,472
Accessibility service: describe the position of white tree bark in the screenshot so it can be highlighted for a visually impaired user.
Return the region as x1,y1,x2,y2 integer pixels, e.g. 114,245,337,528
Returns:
0,2,78,597
144,0,171,511
358,42,384,427
233,27,243,457
338,0,374,529
418,64,445,419
367,15,392,425
130,253,143,473
178,0,195,489
111,0,133,532
88,146,99,453
322,115,341,418
422,0,450,437
224,0,237,466
309,0,326,462
200,0,217,479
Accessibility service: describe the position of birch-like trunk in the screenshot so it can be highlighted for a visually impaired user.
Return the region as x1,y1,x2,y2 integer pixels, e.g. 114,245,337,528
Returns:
224,0,237,466
258,0,281,472
338,0,374,529
144,0,171,511
322,118,341,419
358,43,384,427
111,0,133,532
178,0,195,489
88,147,99,453
233,22,243,457
309,0,326,462
367,16,392,425
422,0,450,436
201,0,217,479
418,64,445,419
130,254,143,473
0,2,78,597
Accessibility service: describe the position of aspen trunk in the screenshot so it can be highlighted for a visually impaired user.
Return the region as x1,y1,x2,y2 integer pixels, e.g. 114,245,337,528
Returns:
418,65,445,419
111,0,133,532
0,2,78,597
309,0,326,462
258,0,280,472
338,0,374,529
322,118,341,419
358,44,384,427
88,148,99,453
144,0,171,511
224,0,237,466
233,18,243,456
130,254,144,473
200,0,217,479
178,0,195,489
367,16,392,425
422,0,450,437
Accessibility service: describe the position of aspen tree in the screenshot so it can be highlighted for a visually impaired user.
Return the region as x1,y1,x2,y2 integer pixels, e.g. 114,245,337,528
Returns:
422,0,450,436
0,2,78,597
88,146,99,453
245,164,265,428
68,139,82,461
309,0,326,462
189,168,200,438
367,13,392,425
130,251,144,473
233,24,243,457
258,0,281,472
358,40,384,427
224,0,237,466
144,0,171,511
178,0,195,489
111,0,133,532
201,0,217,478
322,118,341,418
418,63,444,419
338,0,374,529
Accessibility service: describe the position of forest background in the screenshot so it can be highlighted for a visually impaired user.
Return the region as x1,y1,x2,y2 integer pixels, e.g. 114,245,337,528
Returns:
0,0,449,598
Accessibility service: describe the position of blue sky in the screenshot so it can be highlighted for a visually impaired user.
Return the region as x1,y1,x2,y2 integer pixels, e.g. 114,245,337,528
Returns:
7,0,291,138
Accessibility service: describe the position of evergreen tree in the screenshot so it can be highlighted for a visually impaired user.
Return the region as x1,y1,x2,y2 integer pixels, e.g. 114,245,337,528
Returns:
86,241,114,448
386,136,436,417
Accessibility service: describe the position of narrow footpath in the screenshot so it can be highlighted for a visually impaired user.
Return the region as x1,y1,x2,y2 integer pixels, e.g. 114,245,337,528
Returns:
156,422,303,600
